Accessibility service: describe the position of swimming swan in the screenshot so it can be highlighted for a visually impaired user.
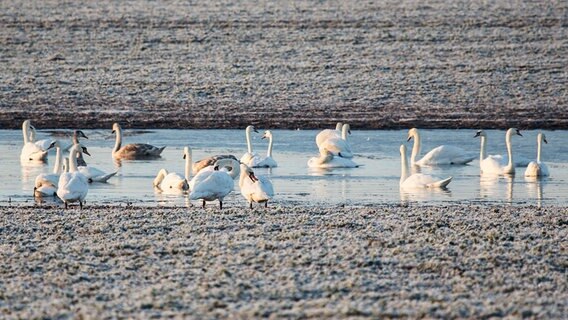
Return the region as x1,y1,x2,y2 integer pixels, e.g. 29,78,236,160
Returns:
253,130,278,168
240,125,262,166
407,128,475,166
20,120,53,162
475,128,522,175
34,141,64,197
189,158,237,209
524,133,549,177
319,123,353,158
307,147,359,168
153,147,191,193
315,122,343,149
399,144,452,189
111,122,165,159
239,163,275,208
57,144,89,209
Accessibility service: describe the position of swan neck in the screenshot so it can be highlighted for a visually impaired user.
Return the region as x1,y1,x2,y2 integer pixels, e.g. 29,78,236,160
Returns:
537,137,542,163
266,135,273,157
480,136,487,161
239,167,247,187
341,126,348,140
114,126,122,153
53,146,62,174
505,131,514,171
22,121,30,144
400,149,409,185
69,149,79,173
246,128,253,154
410,133,421,165
185,151,192,181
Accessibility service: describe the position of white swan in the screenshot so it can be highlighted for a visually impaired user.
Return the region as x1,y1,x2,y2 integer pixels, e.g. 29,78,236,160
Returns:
193,154,240,178
189,158,236,209
406,128,475,166
253,130,278,168
307,147,359,168
57,144,89,209
240,125,262,166
75,146,117,183
71,130,89,167
153,147,191,193
319,123,353,158
20,120,53,162
476,128,523,175
111,122,165,159
315,122,343,149
34,141,64,197
525,133,549,177
239,163,275,208
399,144,452,189
473,130,530,167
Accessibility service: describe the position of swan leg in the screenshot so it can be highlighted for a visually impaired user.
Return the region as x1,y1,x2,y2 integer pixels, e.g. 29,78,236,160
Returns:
80,201,83,210
249,202,253,209
219,200,223,210
64,202,68,209
202,200,206,208
265,201,268,208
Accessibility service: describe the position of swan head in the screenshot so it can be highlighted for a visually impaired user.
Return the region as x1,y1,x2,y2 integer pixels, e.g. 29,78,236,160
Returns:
74,130,88,140
80,146,91,156
261,130,272,140
335,122,343,130
538,133,548,144
183,146,192,159
112,122,121,134
342,124,351,135
246,125,259,134
474,130,487,138
507,128,523,137
47,140,59,150
407,128,418,141
240,163,258,182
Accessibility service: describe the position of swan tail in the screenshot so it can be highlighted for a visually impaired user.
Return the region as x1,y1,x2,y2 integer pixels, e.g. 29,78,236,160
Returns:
91,171,118,183
427,176,452,188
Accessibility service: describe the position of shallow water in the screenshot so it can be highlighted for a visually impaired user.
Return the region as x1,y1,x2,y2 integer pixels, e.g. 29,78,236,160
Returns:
2,128,567,207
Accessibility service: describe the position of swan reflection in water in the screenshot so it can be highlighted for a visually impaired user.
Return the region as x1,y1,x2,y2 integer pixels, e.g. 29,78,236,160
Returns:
399,187,452,202
524,176,546,208
479,173,514,203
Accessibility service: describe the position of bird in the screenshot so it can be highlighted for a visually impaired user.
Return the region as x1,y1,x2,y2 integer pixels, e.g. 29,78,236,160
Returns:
307,147,359,168
240,125,262,167
111,122,165,159
20,120,53,162
153,147,191,193
475,128,523,175
193,154,240,178
315,122,343,149
34,140,64,197
253,130,278,168
319,123,353,158
406,128,475,166
71,130,89,167
189,158,237,209
239,163,275,209
399,144,452,189
524,133,549,177
57,144,89,209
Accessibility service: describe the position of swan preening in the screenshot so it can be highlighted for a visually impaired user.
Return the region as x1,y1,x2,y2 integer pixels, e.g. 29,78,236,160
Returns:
407,128,475,166
307,147,359,168
475,128,523,175
399,144,452,189
153,147,191,193
57,144,89,209
525,133,549,177
112,122,165,159
239,163,274,208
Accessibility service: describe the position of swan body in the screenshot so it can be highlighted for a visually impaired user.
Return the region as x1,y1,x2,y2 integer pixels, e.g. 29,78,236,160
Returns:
239,163,274,208
253,130,278,168
34,141,63,197
57,145,89,209
193,154,240,178
315,122,342,149
307,148,359,168
240,125,262,166
111,122,165,159
78,166,117,183
399,145,452,189
153,147,191,193
20,120,53,162
319,123,353,158
407,128,475,166
29,126,73,152
189,158,235,209
525,133,549,177
476,128,522,175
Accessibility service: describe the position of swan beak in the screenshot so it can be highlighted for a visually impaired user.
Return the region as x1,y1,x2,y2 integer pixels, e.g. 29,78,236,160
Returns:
214,165,220,171
249,172,258,182
48,141,57,150
544,138,548,144
183,154,186,159
82,147,91,156
474,131,481,138
406,136,412,142
348,130,352,135
254,129,259,133
111,130,116,134
516,130,523,137
261,134,267,140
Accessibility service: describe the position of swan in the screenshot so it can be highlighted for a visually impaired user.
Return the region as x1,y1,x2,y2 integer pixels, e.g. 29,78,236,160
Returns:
524,133,549,177
399,144,452,189
111,122,165,159
34,141,64,197
76,146,117,183
240,125,262,166
71,130,89,167
319,123,353,158
406,128,475,166
57,144,89,209
307,147,359,168
475,128,523,175
239,163,275,208
473,130,531,167
193,154,240,178
315,122,342,149
253,130,278,168
20,120,54,162
189,158,236,209
153,147,191,193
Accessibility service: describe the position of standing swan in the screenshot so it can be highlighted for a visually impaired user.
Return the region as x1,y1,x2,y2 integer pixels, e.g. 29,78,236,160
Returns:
57,144,89,209
254,130,278,168
153,147,191,193
240,125,262,166
525,133,549,177
407,128,475,166
239,163,275,209
111,122,165,159
476,128,522,175
34,141,64,197
189,158,236,209
315,122,343,149
399,145,452,189
319,123,353,158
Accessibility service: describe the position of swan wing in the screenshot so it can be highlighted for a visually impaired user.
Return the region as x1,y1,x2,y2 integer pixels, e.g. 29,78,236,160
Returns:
320,138,353,158
21,143,48,161
524,161,549,177
241,152,263,167
57,172,89,201
416,145,475,166
116,143,165,158
315,129,341,148
480,156,505,174
190,171,233,201
35,173,59,188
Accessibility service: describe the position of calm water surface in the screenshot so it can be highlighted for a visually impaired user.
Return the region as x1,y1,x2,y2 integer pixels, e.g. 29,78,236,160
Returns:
2,129,567,207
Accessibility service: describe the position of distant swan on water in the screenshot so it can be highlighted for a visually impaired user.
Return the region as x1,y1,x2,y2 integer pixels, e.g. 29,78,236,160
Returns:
524,133,549,177
111,122,165,159
406,128,475,166
399,144,452,189
475,128,522,175
153,147,191,193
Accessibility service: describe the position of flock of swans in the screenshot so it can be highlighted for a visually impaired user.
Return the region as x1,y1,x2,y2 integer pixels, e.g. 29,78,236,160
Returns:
19,119,550,208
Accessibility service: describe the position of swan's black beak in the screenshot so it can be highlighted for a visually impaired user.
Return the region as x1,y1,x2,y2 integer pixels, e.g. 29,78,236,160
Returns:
111,130,116,134
516,129,523,137
261,134,267,140
406,136,412,142
76,130,88,139
253,128,259,133
249,172,258,182
82,146,91,156
214,165,220,171
183,154,186,159
348,130,352,135
48,141,57,150
544,138,548,144
474,131,481,138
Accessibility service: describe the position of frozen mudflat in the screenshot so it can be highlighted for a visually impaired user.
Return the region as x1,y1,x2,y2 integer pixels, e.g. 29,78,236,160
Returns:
0,205,566,318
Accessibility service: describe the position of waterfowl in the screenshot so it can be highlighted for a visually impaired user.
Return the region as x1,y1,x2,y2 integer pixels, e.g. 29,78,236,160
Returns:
319,123,353,158
57,144,89,209
20,120,53,162
524,133,549,177
153,147,191,193
307,147,359,168
476,128,523,175
399,144,452,189
239,163,274,209
407,128,475,166
315,122,342,149
189,158,236,209
34,141,64,197
111,122,165,159
240,125,262,167
253,130,278,168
